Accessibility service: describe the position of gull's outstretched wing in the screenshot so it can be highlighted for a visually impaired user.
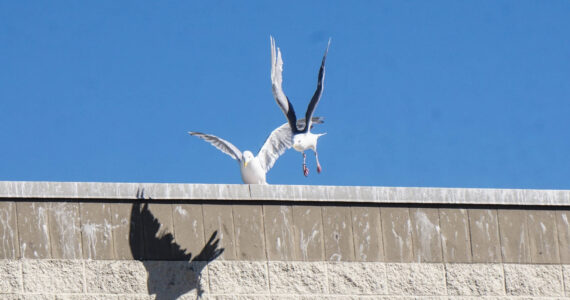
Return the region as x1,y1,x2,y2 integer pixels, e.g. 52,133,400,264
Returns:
257,117,325,172
188,132,243,162
257,122,292,173
270,36,299,134
303,39,331,132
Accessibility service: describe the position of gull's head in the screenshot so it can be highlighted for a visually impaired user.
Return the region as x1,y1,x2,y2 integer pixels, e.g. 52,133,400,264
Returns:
242,151,255,167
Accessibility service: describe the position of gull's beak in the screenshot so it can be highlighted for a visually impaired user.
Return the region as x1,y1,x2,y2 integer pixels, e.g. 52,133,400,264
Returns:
244,161,248,168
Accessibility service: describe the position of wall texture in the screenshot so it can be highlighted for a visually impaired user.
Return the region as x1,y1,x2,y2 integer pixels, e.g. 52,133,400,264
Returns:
0,181,569,299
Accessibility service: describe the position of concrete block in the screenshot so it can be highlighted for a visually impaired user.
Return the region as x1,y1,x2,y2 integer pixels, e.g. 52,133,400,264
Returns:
0,201,20,259
17,202,51,259
115,296,153,300
55,295,119,300
80,202,114,259
267,296,299,300
439,208,471,263
208,261,268,294
0,259,21,293
233,205,266,260
351,207,383,262
178,294,206,300
203,204,236,260
445,263,505,296
562,265,570,297
327,262,386,295
49,202,82,259
171,203,206,259
274,296,357,299
22,260,84,293
142,261,208,299
292,206,324,261
503,264,563,296
380,207,413,262
468,209,501,263
9,295,55,300
410,208,442,263
497,209,530,263
208,296,271,300
527,210,560,264
386,263,445,296
372,297,447,300
84,260,147,293
268,261,327,294
322,206,355,261
263,205,298,261
557,211,570,263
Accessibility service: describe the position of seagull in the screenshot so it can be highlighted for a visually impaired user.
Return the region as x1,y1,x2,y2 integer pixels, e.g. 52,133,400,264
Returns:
270,36,330,177
188,117,323,184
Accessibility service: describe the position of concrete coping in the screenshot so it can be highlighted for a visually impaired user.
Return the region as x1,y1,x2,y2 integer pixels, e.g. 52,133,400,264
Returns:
0,181,569,206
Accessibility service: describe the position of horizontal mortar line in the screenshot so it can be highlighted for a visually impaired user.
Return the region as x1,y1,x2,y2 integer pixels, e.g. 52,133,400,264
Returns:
5,258,569,265
0,181,569,206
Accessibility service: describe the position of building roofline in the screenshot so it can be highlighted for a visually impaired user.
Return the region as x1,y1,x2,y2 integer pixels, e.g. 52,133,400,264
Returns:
1,181,568,206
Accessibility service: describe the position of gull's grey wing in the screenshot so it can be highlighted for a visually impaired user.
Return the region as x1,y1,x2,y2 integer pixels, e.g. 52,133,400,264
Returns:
188,131,243,162
270,36,299,134
302,39,331,132
296,116,324,131
257,117,325,172
257,122,293,173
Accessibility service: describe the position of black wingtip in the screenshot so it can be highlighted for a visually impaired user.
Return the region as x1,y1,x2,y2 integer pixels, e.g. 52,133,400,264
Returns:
318,38,330,75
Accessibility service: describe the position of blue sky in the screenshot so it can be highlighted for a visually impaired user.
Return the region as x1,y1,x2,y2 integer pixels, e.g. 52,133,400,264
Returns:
1,1,569,189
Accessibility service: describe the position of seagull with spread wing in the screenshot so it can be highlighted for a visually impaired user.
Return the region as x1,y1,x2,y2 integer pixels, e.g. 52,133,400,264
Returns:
270,36,330,177
189,117,323,184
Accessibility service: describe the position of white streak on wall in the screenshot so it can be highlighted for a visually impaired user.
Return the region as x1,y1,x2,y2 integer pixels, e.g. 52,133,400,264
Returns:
357,219,371,261
81,219,119,259
413,210,440,262
0,204,16,257
279,206,294,259
174,205,188,216
300,224,319,260
51,203,80,259
82,223,99,259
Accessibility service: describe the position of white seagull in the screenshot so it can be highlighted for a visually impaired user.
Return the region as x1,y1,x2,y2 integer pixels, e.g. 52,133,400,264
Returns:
270,36,330,177
189,118,323,184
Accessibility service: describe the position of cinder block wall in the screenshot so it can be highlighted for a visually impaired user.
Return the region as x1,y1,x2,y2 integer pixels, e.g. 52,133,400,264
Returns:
0,181,569,299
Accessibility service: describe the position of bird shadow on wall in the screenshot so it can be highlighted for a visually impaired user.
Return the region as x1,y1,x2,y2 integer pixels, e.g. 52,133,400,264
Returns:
130,189,224,300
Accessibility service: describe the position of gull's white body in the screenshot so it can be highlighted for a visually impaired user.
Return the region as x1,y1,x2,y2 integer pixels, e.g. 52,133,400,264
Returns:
292,132,325,152
239,151,266,184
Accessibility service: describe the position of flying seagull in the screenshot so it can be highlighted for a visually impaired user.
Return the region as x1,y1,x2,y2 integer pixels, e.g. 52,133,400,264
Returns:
270,36,330,177
189,117,323,184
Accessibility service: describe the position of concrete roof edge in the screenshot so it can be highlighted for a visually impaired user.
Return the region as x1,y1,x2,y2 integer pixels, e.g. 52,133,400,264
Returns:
0,181,568,206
